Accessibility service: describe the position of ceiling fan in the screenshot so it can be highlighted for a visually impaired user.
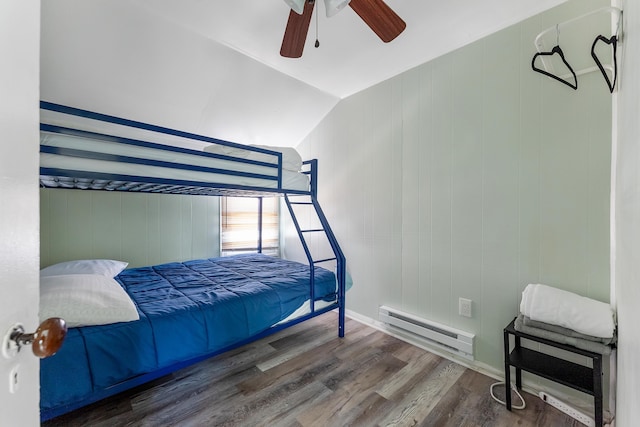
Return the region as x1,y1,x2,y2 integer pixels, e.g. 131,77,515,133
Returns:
280,0,406,58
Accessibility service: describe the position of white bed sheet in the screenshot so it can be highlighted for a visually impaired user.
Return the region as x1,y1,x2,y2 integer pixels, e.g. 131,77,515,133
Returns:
278,299,337,325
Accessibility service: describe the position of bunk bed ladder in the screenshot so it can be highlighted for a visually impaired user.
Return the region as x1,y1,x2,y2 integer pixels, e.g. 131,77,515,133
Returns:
285,167,346,337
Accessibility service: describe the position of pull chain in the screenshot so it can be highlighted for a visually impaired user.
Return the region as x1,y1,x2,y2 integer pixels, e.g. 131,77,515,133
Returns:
315,1,320,48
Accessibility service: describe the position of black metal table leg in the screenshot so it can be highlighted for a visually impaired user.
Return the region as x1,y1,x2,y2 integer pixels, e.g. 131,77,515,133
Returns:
503,329,512,410
514,335,522,389
593,354,603,427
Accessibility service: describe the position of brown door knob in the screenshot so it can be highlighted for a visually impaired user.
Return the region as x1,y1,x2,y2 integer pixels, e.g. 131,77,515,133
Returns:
9,318,67,358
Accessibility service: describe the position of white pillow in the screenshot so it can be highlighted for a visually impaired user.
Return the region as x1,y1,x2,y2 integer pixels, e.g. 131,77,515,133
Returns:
203,144,303,172
40,259,128,278
251,145,303,172
40,274,139,327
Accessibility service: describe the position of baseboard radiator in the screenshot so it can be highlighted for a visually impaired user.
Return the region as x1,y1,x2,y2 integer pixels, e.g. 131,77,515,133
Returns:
378,305,475,360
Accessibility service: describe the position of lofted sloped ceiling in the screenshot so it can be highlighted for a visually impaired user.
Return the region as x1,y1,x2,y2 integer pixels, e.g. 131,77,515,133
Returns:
40,0,566,148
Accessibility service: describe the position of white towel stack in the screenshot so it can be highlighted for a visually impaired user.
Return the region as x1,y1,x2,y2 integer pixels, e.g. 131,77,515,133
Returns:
519,284,615,339
515,284,616,354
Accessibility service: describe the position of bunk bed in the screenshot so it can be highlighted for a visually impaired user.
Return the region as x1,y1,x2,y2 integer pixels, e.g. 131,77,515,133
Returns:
38,101,347,421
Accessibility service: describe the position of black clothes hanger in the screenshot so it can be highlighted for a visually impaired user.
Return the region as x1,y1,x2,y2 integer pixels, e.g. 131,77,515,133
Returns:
591,35,618,93
531,45,578,90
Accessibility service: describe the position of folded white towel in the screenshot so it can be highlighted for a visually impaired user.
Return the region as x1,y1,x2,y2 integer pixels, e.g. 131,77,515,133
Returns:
520,284,615,339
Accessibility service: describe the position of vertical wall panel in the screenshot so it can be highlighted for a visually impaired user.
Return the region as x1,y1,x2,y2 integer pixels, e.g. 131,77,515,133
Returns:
430,55,454,325
581,69,612,301
356,88,380,305
158,194,183,263
518,14,543,299
417,64,433,317
191,196,220,260
480,26,522,364
91,192,122,259
46,189,72,265
450,41,484,334
585,71,612,302
371,80,400,310
121,193,149,267
387,76,404,310
180,196,193,260
401,67,423,314
65,190,93,261
146,193,162,266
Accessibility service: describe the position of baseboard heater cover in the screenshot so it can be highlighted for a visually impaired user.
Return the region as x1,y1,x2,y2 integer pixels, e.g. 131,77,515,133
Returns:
378,305,475,360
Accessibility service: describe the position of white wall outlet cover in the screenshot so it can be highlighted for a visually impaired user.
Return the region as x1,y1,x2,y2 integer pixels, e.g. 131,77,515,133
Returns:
459,298,472,318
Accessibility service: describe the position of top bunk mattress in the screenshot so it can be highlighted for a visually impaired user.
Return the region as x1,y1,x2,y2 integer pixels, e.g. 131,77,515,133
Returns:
39,102,311,195
40,132,309,193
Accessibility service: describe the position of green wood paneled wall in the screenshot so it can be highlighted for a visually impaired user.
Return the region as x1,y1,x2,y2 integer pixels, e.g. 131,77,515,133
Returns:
290,0,612,375
40,189,220,269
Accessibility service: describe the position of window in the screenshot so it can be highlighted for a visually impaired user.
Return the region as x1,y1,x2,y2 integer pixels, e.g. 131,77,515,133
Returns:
221,197,279,256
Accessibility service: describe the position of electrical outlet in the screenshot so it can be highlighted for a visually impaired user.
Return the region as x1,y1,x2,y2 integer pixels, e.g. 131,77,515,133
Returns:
458,298,472,318
539,392,595,426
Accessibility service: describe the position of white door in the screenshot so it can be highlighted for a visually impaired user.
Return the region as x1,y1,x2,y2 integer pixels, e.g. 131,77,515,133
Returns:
0,1,41,425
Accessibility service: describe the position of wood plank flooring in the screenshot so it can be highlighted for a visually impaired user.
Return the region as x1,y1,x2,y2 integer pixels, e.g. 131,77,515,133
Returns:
43,313,583,426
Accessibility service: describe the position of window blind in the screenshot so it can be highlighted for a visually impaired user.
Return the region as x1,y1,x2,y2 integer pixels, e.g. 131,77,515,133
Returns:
221,197,279,256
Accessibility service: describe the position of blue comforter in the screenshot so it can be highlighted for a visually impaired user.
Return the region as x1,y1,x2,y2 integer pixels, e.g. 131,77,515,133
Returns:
41,254,336,413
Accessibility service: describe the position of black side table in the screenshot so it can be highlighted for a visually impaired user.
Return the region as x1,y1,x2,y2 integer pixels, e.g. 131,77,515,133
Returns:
503,318,605,427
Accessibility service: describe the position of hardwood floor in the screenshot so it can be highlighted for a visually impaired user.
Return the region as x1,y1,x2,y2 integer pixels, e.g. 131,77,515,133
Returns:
43,313,583,426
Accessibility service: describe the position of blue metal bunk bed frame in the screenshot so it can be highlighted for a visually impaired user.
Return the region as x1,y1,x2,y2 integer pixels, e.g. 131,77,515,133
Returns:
38,101,346,420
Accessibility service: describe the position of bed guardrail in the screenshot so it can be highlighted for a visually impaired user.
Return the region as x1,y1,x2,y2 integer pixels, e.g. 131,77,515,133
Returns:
39,101,314,196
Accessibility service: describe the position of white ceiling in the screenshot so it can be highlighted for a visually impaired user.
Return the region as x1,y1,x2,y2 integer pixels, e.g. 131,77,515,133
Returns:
134,0,567,98
41,0,567,148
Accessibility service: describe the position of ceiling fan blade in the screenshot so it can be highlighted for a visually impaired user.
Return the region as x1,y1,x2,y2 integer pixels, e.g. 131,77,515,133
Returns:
349,0,406,43
280,0,315,58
